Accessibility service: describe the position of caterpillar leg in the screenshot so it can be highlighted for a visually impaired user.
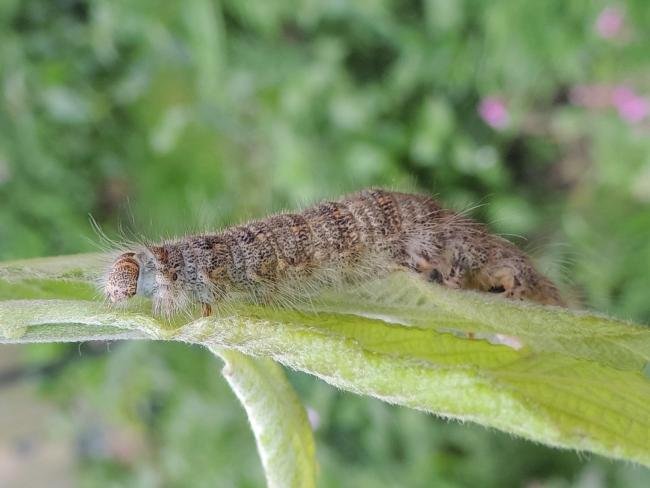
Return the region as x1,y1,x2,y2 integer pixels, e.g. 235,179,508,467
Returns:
411,255,466,289
472,260,566,306
475,264,527,299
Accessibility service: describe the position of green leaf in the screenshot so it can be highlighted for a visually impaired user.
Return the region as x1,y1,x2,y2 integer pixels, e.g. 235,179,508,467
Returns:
1,254,650,471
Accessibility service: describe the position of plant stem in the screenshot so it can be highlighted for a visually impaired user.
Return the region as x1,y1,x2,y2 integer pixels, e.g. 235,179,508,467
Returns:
213,347,317,488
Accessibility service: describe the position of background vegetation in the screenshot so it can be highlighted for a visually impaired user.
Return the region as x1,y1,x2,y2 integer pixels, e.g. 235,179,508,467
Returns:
1,0,649,486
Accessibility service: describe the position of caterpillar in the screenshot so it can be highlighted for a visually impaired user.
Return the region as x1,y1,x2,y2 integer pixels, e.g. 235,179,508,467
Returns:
103,189,565,317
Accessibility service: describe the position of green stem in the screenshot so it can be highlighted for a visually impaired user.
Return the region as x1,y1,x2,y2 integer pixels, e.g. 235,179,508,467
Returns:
213,347,317,488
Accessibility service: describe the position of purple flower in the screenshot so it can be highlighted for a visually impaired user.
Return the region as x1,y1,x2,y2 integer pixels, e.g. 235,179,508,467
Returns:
478,97,509,130
613,85,649,124
595,6,625,39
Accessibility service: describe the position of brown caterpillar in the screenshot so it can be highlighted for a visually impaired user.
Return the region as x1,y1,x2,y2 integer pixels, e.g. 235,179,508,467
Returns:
103,189,565,317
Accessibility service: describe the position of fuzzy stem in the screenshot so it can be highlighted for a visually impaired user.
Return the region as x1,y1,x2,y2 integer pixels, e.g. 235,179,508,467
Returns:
213,347,317,488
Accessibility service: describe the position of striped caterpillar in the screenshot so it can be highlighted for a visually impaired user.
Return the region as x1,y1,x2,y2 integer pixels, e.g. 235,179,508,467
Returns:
104,189,565,317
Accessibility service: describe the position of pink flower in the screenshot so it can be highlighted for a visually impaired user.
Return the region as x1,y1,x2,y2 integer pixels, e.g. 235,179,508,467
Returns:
612,85,635,106
478,97,509,130
613,86,649,123
569,83,649,124
595,6,625,39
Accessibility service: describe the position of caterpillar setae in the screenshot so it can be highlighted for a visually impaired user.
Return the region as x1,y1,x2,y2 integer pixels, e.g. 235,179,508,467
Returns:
103,189,565,317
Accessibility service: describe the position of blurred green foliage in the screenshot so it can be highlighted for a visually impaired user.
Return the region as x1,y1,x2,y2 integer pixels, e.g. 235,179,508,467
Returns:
1,0,650,486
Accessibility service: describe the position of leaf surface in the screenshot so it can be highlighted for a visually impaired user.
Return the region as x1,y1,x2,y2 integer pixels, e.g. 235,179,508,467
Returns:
1,254,649,468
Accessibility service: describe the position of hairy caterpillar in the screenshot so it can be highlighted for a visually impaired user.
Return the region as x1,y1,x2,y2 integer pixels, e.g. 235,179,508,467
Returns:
104,189,565,317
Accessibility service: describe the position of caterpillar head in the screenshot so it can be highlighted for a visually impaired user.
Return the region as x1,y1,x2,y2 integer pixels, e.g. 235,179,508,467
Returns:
104,246,188,315
105,252,140,303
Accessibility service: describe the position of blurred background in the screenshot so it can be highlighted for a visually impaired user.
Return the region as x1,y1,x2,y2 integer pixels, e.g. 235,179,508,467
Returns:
1,0,650,486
